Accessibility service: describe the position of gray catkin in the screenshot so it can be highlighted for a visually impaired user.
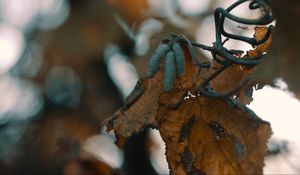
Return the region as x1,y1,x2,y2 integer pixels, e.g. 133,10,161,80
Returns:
164,51,176,92
172,42,185,76
147,43,170,77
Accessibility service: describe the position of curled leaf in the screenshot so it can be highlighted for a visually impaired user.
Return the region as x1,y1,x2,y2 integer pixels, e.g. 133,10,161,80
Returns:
107,28,272,174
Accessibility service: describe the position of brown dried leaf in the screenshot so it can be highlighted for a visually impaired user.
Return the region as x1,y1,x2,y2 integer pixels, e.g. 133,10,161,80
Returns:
234,83,254,105
107,77,162,148
107,29,272,174
210,64,253,94
157,96,271,174
247,27,273,57
107,45,200,147
209,27,272,104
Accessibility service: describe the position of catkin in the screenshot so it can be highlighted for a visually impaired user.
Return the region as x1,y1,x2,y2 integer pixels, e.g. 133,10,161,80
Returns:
147,43,170,77
164,51,176,92
172,42,185,76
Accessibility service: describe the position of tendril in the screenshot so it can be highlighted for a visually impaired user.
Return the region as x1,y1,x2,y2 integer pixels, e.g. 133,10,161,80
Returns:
148,0,274,99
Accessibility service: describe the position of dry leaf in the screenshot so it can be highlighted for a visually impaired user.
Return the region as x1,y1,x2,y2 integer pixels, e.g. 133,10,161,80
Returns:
209,27,272,104
107,28,272,174
247,27,273,57
157,96,271,174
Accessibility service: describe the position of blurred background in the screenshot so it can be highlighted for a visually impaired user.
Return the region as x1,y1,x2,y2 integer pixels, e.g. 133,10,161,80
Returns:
0,0,299,174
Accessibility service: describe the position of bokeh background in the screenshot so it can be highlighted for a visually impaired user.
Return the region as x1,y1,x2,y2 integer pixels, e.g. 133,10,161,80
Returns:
0,0,299,174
